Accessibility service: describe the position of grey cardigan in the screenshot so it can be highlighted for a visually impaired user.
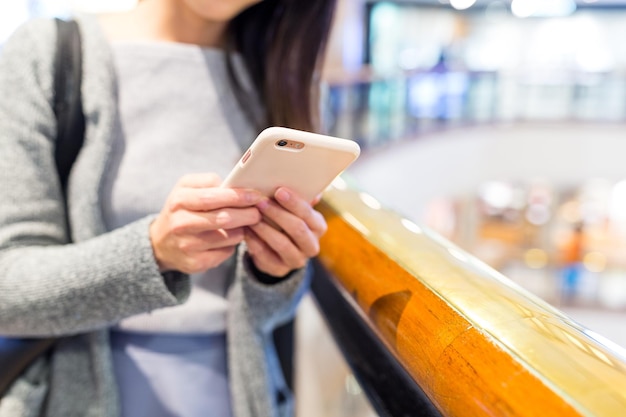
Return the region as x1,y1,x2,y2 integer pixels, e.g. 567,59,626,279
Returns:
0,16,307,417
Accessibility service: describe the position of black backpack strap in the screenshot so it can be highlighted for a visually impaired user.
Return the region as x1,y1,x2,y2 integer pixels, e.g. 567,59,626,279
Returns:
53,18,85,196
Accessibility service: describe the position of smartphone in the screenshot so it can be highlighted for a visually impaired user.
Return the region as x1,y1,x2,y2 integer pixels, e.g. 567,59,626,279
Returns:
222,127,360,202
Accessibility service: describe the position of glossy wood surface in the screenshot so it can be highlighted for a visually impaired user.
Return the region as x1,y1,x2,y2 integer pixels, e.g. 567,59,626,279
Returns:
316,179,626,417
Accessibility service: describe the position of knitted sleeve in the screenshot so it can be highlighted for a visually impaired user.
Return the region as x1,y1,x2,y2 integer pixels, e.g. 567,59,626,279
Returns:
227,244,311,417
0,19,190,337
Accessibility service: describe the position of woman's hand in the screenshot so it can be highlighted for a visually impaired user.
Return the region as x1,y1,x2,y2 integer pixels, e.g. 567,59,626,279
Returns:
244,187,327,278
150,173,264,274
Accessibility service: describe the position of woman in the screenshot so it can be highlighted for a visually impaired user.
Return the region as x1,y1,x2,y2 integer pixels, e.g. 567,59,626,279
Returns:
0,0,337,416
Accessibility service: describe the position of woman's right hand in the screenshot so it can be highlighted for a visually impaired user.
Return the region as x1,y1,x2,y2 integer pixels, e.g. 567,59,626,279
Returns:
149,173,265,274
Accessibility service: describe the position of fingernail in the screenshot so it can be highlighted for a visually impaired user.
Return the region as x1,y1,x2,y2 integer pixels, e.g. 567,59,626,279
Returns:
245,191,262,203
275,188,290,202
257,199,270,210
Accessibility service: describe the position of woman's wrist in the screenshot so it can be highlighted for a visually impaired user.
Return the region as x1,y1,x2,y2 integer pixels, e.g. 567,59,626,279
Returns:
244,252,296,285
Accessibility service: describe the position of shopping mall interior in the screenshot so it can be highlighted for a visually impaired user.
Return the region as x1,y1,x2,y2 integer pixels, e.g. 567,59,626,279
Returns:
324,0,626,336
2,0,626,416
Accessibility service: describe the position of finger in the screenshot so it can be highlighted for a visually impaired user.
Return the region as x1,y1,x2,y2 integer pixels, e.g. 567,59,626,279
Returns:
249,220,308,269
169,187,265,212
177,173,223,188
256,200,321,257
245,228,277,262
178,228,245,254
245,228,292,277
170,207,261,234
273,188,327,237
306,210,327,239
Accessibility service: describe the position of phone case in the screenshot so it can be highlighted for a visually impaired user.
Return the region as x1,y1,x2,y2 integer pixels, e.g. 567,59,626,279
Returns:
222,127,360,202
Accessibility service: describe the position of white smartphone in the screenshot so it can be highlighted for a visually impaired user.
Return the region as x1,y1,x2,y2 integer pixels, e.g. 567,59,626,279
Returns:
222,127,360,202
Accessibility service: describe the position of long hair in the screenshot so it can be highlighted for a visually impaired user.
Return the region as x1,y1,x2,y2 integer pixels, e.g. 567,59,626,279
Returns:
225,0,337,133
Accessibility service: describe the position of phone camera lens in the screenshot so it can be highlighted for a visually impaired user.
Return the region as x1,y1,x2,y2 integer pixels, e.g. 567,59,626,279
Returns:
277,140,288,147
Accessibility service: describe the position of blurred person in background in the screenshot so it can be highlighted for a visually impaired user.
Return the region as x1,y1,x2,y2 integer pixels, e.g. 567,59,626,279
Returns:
0,0,336,416
558,222,586,302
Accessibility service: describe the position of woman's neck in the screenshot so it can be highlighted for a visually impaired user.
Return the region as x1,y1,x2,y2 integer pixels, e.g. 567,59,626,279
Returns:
99,0,227,48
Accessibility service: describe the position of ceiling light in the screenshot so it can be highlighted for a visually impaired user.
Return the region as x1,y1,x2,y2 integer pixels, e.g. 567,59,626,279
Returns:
450,0,477,11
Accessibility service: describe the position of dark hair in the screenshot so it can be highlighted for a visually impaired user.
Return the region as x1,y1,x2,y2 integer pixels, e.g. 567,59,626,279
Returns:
226,0,337,133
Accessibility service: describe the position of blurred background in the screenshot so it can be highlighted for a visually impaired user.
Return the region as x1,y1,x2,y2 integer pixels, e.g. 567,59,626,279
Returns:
3,1,626,415
319,0,626,347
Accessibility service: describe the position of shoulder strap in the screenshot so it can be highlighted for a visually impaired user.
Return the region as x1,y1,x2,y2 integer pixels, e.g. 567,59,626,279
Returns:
0,21,83,394
53,18,85,196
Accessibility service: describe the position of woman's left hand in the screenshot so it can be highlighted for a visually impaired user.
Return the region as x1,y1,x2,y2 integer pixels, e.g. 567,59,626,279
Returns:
244,187,327,278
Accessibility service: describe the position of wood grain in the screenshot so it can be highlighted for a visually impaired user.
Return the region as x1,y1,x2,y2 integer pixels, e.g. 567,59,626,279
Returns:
315,183,626,417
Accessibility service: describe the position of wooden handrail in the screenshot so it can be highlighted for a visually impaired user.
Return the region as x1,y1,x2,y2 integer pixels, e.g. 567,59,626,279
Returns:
310,258,442,417
316,179,626,417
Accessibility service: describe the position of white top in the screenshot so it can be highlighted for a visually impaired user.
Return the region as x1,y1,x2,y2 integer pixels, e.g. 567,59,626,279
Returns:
102,41,257,334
